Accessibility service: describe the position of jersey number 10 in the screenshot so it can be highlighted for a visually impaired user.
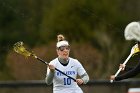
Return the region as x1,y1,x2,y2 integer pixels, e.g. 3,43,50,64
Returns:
64,78,71,85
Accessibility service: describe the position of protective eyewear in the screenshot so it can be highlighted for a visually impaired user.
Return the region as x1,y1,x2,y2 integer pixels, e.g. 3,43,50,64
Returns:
58,46,70,51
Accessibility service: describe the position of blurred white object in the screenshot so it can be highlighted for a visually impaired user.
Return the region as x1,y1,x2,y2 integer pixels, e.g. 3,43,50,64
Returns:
128,88,140,93
124,22,140,42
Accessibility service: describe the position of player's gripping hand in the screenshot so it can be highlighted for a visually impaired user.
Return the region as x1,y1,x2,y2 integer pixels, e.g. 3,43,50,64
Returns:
119,64,126,71
110,75,115,81
76,79,84,85
48,64,55,72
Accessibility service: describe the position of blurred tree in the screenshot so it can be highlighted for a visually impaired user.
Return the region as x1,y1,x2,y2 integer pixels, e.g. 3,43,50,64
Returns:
0,0,43,79
0,0,140,80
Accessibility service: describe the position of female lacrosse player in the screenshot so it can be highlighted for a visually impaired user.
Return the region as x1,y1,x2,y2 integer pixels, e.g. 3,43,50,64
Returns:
110,41,140,81
45,34,89,93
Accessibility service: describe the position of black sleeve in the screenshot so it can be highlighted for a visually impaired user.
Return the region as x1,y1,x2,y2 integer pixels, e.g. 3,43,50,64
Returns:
115,60,140,81
124,67,133,71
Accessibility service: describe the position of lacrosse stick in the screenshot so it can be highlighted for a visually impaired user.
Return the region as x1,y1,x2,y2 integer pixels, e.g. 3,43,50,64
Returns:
111,21,140,83
110,53,133,83
13,41,76,82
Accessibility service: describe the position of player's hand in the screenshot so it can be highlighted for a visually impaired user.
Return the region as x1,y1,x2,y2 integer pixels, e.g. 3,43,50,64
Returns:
110,75,115,80
119,64,126,71
76,79,84,85
48,64,55,72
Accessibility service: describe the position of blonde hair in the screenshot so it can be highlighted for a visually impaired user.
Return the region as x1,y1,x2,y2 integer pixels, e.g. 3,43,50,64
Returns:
57,34,65,42
56,34,69,48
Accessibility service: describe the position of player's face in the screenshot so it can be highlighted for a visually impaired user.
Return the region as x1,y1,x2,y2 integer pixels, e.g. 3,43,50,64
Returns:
57,46,70,60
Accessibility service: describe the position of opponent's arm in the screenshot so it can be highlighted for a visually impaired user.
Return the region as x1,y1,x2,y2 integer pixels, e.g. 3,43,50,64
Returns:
115,61,140,81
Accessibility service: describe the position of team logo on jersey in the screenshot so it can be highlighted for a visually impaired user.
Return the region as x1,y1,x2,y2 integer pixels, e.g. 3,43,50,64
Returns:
56,71,76,76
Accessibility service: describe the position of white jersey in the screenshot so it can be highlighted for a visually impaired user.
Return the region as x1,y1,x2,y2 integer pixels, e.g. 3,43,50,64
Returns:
47,57,86,93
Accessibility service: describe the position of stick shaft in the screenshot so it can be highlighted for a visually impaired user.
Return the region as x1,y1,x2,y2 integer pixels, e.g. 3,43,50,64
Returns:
34,56,76,81
115,53,133,76
110,53,133,83
36,57,49,65
55,68,76,81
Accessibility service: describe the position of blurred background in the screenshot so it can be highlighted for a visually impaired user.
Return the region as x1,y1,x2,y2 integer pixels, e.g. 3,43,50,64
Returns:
0,0,140,93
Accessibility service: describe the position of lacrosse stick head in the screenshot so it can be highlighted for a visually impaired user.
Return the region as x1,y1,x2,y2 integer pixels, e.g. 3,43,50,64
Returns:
13,41,34,57
124,21,140,42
